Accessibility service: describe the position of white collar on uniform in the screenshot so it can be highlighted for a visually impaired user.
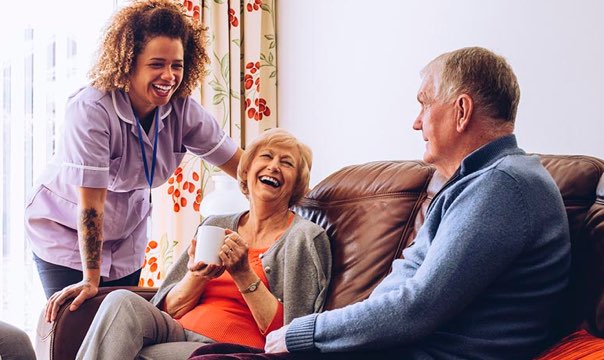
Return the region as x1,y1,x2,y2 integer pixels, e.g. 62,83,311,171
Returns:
111,90,172,129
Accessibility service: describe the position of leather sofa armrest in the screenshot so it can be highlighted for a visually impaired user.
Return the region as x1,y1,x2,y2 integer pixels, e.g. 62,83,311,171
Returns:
35,286,157,360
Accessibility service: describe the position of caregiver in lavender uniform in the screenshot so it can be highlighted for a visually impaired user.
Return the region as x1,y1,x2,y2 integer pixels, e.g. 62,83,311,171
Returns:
23,0,243,322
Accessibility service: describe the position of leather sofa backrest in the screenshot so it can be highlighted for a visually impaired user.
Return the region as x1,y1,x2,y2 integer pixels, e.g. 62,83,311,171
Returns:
295,160,436,310
538,155,604,337
295,154,604,339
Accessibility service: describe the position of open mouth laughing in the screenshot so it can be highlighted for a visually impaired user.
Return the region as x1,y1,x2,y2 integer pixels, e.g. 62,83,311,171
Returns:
153,83,173,96
259,176,281,188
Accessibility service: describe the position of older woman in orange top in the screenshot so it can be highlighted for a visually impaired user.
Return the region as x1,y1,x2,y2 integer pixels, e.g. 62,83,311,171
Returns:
76,129,331,360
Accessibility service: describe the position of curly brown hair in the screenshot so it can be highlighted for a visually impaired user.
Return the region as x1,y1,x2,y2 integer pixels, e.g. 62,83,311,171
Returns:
88,0,209,98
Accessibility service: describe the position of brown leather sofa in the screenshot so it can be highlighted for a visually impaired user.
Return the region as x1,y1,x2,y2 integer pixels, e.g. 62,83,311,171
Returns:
35,154,604,359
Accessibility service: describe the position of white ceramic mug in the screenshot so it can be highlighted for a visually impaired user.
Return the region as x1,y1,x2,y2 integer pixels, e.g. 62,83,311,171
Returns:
194,225,225,265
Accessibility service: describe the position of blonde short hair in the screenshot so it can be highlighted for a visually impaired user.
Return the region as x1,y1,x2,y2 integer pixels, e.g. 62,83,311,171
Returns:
238,129,313,207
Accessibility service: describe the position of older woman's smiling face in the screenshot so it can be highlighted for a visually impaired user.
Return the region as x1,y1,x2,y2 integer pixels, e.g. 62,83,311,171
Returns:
246,144,299,207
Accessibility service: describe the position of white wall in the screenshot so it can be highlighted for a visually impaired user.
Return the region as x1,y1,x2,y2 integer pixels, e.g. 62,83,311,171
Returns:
277,0,604,186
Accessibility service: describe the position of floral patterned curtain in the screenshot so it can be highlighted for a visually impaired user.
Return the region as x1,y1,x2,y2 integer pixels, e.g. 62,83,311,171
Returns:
139,0,278,287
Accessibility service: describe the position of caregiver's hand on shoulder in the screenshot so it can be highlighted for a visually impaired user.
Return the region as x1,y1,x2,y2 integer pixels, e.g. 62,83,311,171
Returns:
265,325,290,353
44,279,99,322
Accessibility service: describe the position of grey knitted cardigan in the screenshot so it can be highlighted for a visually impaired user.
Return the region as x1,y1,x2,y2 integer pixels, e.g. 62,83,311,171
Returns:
151,212,332,324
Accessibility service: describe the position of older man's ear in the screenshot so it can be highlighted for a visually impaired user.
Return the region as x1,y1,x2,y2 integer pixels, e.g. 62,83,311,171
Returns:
455,94,474,133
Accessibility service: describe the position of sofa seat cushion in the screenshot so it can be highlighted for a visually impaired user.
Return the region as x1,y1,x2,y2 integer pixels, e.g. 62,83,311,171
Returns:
535,330,604,359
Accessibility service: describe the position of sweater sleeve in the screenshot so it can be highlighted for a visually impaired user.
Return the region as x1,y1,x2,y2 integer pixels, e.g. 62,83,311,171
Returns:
286,170,533,352
271,216,331,324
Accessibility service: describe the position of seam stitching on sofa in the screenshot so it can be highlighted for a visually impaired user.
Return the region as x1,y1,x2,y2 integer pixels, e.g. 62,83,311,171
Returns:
301,192,427,207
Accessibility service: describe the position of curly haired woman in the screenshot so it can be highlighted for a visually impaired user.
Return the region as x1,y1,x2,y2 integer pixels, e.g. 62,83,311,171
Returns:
25,0,243,319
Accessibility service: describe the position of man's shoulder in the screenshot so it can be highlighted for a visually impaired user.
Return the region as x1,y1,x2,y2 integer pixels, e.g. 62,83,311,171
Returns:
446,153,560,214
467,154,565,222
496,153,542,173
494,154,558,190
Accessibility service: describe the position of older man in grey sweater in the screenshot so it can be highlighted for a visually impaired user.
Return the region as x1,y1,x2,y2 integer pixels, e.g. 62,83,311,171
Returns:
263,47,571,360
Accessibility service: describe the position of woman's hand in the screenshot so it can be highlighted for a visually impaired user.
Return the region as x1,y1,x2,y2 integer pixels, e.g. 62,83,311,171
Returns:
44,280,99,322
219,229,251,276
187,239,225,280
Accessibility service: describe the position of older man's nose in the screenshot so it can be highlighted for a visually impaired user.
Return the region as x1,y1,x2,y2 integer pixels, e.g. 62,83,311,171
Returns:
413,117,422,130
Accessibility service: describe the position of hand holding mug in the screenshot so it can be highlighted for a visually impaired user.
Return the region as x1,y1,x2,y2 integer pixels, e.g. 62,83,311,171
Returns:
188,225,227,279
219,229,249,275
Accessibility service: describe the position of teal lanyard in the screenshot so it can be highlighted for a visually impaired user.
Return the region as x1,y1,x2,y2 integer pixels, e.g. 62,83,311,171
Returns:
134,109,159,203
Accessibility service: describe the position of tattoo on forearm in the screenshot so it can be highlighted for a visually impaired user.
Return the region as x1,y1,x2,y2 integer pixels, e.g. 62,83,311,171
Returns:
78,208,104,269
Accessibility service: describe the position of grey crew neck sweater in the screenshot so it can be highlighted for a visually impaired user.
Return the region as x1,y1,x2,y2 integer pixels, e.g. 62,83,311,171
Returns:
285,135,571,360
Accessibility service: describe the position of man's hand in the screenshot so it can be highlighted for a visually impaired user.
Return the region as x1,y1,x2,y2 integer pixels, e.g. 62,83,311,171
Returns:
44,279,99,322
265,324,290,353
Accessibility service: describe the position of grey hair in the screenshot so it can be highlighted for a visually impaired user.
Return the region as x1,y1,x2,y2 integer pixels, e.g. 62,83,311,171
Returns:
422,47,521,123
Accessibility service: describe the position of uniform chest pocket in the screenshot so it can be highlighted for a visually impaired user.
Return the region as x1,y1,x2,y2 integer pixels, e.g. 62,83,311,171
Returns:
109,155,150,191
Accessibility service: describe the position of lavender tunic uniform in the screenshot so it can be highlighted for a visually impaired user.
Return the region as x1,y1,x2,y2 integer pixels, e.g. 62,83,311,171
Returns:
25,87,237,281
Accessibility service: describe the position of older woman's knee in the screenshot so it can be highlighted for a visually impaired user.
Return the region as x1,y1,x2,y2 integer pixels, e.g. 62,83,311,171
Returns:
102,289,143,307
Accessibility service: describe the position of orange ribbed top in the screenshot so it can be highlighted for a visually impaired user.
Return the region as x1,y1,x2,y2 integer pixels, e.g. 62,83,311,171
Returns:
534,330,604,360
177,246,284,349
